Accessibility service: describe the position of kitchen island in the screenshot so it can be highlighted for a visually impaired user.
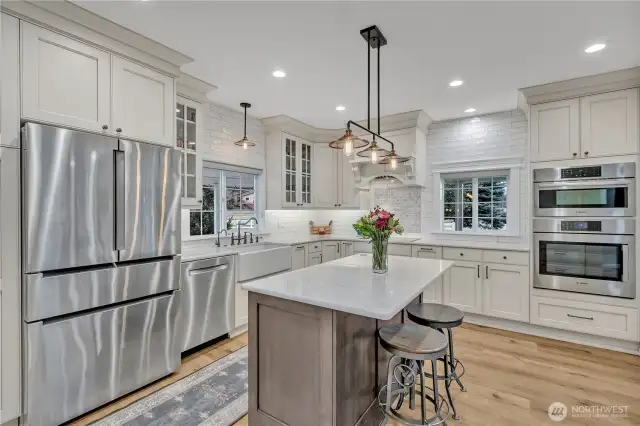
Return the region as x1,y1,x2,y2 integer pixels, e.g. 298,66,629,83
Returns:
242,253,454,426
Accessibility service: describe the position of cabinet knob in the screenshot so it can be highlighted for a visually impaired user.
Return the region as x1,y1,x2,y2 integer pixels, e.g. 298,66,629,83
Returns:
102,125,108,130
503,256,507,260
198,200,203,203
572,153,577,157
460,253,464,257
116,128,122,133
584,151,589,156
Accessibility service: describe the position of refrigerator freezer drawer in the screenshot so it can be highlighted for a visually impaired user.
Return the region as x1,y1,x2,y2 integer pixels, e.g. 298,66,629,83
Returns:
179,256,235,352
25,257,180,322
24,292,181,426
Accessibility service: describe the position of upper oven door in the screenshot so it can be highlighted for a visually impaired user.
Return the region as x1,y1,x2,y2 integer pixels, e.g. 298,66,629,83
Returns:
534,232,635,298
534,178,635,217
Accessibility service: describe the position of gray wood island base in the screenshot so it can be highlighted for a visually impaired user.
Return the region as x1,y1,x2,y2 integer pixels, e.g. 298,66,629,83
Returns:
242,254,454,426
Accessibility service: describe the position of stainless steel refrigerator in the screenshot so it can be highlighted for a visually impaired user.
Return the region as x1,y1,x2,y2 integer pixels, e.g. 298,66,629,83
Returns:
22,123,182,426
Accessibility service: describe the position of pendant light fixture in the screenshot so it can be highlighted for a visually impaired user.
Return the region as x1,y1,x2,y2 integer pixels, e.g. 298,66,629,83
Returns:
329,26,409,170
234,102,255,150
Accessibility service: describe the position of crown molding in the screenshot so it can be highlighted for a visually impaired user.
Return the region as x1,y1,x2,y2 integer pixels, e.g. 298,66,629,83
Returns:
520,67,640,105
2,0,191,76
176,72,217,103
261,110,432,142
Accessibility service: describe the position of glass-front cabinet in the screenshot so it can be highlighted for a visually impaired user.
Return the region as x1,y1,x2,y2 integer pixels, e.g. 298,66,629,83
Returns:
282,133,313,208
176,96,202,206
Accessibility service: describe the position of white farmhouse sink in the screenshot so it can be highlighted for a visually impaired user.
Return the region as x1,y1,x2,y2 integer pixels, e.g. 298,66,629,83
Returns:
236,243,292,282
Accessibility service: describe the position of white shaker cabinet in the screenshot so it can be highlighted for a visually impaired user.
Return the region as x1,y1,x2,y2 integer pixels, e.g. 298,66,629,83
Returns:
112,56,175,146
340,241,355,258
443,260,483,314
281,133,313,208
338,153,359,208
2,13,20,148
313,144,338,207
530,98,580,162
291,244,307,270
176,97,203,206
308,252,322,266
412,246,443,304
21,22,111,132
483,263,529,322
322,241,340,263
580,89,639,158
235,283,248,329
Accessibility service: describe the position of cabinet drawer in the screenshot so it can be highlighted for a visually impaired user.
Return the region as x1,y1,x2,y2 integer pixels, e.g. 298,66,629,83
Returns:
412,245,442,258
531,296,639,341
388,244,412,257
308,242,322,254
443,247,482,262
483,250,529,266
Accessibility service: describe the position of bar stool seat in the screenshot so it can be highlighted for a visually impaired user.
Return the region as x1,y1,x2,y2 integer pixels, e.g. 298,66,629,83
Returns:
379,323,448,357
406,303,464,329
378,323,450,426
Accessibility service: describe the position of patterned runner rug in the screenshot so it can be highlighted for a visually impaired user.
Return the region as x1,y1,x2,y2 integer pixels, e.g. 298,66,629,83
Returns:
92,346,248,425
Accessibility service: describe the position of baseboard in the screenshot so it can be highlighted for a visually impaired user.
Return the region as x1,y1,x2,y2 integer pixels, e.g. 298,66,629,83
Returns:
463,313,640,355
230,324,248,338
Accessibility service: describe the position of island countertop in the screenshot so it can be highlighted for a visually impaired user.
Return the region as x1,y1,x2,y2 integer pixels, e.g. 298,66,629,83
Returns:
241,253,454,320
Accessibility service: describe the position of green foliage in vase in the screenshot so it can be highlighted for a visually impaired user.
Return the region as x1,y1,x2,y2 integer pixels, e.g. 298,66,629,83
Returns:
353,206,404,241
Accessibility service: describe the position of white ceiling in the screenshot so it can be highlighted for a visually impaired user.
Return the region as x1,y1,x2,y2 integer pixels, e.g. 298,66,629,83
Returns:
77,1,640,128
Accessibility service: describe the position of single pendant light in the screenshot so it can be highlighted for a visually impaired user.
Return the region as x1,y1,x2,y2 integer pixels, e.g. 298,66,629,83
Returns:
329,129,369,155
234,102,255,150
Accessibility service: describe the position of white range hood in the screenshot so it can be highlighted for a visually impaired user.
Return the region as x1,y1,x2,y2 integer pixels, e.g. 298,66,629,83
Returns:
350,156,422,190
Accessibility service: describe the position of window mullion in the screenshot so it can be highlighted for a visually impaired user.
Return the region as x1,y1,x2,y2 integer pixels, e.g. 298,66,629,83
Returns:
472,178,479,232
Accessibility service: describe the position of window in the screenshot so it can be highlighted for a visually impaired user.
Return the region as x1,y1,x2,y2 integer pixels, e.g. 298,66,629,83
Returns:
442,173,508,232
189,165,259,237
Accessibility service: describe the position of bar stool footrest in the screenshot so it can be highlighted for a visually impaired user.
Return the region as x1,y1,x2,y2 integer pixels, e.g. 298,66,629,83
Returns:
378,385,451,426
423,357,466,381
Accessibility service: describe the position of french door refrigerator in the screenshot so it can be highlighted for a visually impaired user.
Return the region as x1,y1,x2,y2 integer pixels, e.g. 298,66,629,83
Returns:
22,123,182,426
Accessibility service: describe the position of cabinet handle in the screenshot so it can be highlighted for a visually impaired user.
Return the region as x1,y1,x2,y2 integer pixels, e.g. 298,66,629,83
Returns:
102,125,108,130
584,151,589,156
567,313,593,321
296,246,304,249
485,265,489,279
419,248,434,252
198,200,203,203
337,244,340,254
477,265,480,278
572,153,577,157
116,128,122,133
459,253,464,257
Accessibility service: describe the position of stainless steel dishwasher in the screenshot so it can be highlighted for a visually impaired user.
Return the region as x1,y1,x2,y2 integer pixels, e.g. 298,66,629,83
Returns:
179,255,235,352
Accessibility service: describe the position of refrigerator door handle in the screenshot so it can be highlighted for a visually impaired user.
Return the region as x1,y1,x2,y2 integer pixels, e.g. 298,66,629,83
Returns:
114,150,126,250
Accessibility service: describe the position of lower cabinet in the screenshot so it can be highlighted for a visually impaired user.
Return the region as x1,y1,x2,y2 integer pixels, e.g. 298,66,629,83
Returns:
308,252,322,266
483,263,529,322
443,260,484,314
235,282,248,328
412,246,443,304
322,241,340,262
340,241,355,258
291,244,307,270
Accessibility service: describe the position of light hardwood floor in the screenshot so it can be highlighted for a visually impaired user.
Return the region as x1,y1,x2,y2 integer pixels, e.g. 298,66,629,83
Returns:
73,324,640,425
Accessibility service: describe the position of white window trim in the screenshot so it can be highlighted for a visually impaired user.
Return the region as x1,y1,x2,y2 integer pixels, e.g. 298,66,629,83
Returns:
432,166,521,237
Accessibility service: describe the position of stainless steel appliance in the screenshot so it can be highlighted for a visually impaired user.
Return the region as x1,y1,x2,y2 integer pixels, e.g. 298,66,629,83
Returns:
533,162,635,217
533,218,635,299
22,123,182,426
180,256,235,352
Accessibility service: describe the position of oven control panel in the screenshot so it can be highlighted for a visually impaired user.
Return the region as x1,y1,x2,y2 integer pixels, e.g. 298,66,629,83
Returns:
560,221,602,232
560,166,602,179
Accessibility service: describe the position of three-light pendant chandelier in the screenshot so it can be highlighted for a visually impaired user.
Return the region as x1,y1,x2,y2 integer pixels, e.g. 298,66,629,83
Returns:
329,25,410,170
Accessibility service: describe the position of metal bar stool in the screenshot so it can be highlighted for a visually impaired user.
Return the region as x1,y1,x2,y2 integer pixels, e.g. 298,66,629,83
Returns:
378,323,450,425
407,303,466,420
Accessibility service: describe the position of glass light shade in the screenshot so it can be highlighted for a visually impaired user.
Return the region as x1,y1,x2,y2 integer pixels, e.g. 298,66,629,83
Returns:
234,136,255,149
378,149,411,169
357,140,391,162
329,129,369,153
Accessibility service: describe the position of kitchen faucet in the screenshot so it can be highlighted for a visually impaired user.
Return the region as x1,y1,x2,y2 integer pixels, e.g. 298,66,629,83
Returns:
216,229,227,247
237,217,258,244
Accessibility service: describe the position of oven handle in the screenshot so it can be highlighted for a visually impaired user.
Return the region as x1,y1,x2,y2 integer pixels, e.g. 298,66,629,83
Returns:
536,179,632,190
622,245,629,283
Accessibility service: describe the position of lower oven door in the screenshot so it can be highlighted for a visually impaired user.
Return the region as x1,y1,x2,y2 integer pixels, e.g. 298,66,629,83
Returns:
534,179,635,217
534,233,635,298
24,292,181,426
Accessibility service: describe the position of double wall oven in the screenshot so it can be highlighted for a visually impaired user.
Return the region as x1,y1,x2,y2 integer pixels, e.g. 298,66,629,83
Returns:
533,163,636,299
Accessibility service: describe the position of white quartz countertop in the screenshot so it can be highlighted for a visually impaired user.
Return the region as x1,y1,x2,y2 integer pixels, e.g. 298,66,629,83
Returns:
241,254,454,320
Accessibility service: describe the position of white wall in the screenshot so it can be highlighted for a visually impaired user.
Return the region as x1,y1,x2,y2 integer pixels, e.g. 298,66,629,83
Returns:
423,110,529,245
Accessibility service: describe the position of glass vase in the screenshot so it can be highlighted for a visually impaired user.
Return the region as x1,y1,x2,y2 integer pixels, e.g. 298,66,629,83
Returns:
372,239,389,274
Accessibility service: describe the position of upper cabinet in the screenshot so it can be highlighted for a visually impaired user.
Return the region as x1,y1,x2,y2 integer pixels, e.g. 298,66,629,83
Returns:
1,13,20,148
176,97,203,207
530,89,639,162
530,99,580,162
111,57,175,146
280,133,313,208
313,144,359,208
580,89,639,158
21,22,111,133
21,22,175,147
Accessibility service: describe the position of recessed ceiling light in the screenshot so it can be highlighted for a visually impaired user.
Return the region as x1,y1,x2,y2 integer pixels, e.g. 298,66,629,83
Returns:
336,105,346,112
584,43,606,53
272,69,286,78
449,80,463,87
471,118,480,122
465,108,476,113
